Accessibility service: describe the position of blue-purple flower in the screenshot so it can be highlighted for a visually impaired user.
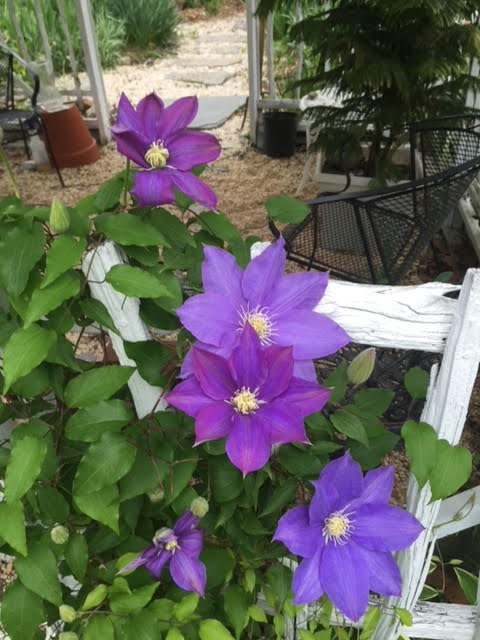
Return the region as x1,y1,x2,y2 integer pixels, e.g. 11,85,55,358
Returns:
167,324,330,476
111,92,221,210
273,452,423,621
177,238,350,381
120,510,206,596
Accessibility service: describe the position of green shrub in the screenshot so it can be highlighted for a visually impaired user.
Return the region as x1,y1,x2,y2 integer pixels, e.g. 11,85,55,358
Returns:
183,0,223,16
105,0,178,49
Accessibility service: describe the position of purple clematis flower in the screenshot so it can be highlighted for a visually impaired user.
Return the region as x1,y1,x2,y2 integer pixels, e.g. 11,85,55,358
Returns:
177,238,350,381
120,510,206,596
111,92,221,210
166,324,331,476
273,452,424,621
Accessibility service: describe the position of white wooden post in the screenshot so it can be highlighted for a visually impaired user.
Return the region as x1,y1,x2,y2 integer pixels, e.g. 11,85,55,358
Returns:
246,0,261,146
73,0,111,145
32,0,54,76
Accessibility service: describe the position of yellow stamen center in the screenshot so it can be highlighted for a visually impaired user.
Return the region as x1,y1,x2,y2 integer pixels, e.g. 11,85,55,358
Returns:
230,387,260,415
238,305,275,345
323,511,354,545
165,540,180,553
145,141,169,169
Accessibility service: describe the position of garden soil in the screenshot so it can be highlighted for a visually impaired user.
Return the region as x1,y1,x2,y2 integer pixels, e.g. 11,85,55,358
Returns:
0,1,479,594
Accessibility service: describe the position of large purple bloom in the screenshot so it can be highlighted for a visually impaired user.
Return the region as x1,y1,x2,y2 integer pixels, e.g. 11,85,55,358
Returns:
120,510,206,596
273,452,423,621
177,238,349,380
111,92,221,210
166,325,330,475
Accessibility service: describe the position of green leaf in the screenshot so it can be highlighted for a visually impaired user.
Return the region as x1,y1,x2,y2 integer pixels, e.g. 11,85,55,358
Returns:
359,606,381,640
42,236,86,288
0,500,27,555
149,208,196,248
15,542,62,605
36,486,70,524
404,366,429,401
276,445,325,476
331,410,369,446
124,610,160,640
4,436,47,502
124,339,175,386
74,485,120,532
248,604,267,623
324,361,348,404
1,581,44,640
110,582,159,614
84,616,115,640
167,456,198,503
118,449,164,501
66,399,134,442
201,548,235,589
266,563,291,606
174,593,199,622
3,324,56,392
153,270,183,312
79,298,119,334
65,533,89,582
166,629,185,640
11,363,50,398
81,583,108,610
64,365,134,408
198,212,241,242
401,421,437,489
97,212,168,246
211,459,244,502
223,585,248,638
106,264,172,298
259,478,297,517
0,222,45,294
199,619,236,640
394,607,413,627
429,440,472,501
46,336,83,372
453,567,478,605
94,173,126,211
74,432,136,495
349,432,399,470
266,195,310,223
353,389,394,416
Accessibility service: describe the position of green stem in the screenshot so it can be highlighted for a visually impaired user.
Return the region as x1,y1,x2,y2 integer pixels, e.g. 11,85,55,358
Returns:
0,147,20,199
122,158,131,209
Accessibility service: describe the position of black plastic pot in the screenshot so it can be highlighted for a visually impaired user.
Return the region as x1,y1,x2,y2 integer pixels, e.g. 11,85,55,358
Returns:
263,111,297,158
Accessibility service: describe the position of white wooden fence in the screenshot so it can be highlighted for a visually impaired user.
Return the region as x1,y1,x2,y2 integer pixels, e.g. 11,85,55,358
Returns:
80,241,480,640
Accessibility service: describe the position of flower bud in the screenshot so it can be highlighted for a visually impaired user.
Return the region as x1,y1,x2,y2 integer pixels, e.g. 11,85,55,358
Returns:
50,524,70,545
190,496,209,518
147,486,165,503
49,197,70,233
59,604,77,623
59,633,79,640
347,347,376,385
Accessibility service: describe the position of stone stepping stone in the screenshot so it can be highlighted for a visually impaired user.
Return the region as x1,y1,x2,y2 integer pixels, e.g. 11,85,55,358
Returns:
168,70,236,85
164,95,247,129
173,55,241,68
202,33,246,43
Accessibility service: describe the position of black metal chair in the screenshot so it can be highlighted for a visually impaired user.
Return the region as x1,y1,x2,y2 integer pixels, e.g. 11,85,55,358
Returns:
269,116,480,284
0,41,40,153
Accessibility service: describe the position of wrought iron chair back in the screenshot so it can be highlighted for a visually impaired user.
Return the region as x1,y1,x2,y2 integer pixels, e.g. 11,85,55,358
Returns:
270,117,480,284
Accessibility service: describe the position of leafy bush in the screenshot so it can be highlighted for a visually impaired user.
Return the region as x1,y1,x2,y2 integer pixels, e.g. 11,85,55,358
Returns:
105,0,178,49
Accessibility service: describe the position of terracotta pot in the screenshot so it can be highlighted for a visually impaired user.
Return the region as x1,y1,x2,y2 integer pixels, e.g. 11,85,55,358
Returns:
40,103,99,168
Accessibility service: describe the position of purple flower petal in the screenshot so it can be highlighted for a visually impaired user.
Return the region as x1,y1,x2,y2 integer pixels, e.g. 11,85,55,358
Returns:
293,359,317,382
278,377,330,416
320,540,369,621
177,293,238,347
358,547,402,597
174,510,200,535
192,348,235,399
195,401,232,444
157,96,198,140
201,245,244,306
118,550,149,574
260,345,294,401
312,451,364,507
136,92,165,141
358,466,394,506
169,550,206,597
111,129,150,168
242,238,286,308
292,549,324,605
166,376,212,417
230,324,263,389
275,311,350,359
131,169,176,206
259,400,309,445
168,131,221,170
352,504,424,552
271,271,329,314
225,414,271,475
178,530,203,559
308,481,340,526
170,169,218,211
273,505,319,558
115,92,140,131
